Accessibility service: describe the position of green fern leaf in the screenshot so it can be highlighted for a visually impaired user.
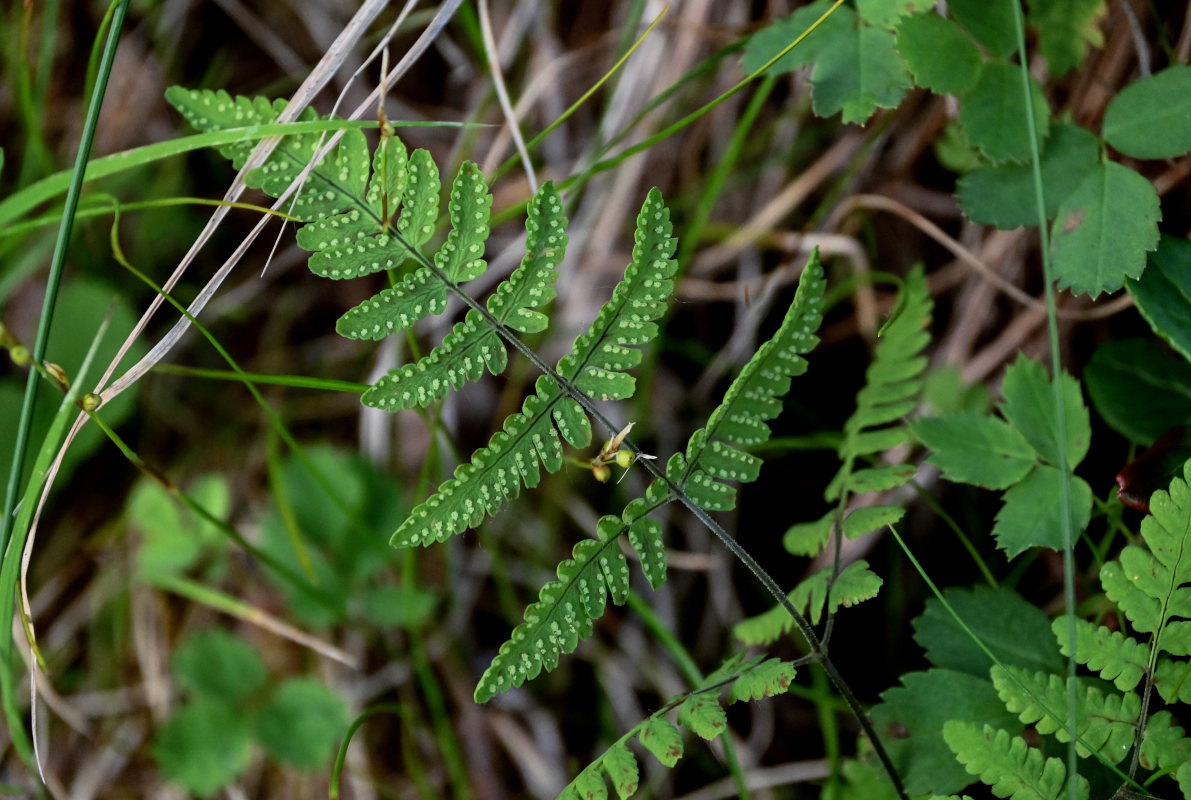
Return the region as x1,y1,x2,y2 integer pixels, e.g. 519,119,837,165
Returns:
1154,657,1191,704
1051,615,1150,692
1140,710,1191,774
826,265,932,503
361,182,566,410
1100,458,1191,654
783,513,834,555
393,189,676,548
626,517,666,590
941,721,1088,800
680,250,826,502
639,718,683,767
991,665,1139,763
166,88,368,221
728,658,796,702
677,693,727,741
842,505,906,538
734,560,883,645
562,768,608,800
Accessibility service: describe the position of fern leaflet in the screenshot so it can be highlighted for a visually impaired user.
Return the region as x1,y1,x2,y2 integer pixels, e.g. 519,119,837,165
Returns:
1051,616,1150,693
941,721,1088,800
474,256,828,700
991,665,1139,763
556,655,796,800
393,188,677,547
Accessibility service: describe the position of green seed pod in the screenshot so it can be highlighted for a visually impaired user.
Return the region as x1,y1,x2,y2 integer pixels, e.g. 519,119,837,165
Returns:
615,449,635,469
81,392,103,411
10,345,30,366
592,464,611,483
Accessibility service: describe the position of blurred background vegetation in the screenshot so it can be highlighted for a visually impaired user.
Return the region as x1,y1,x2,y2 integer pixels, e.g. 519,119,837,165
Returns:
1,1,1188,798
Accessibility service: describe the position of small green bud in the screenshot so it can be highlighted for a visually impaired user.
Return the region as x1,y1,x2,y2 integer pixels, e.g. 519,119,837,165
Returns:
10,345,30,366
45,361,69,389
81,392,103,411
615,449,635,469
592,464,611,483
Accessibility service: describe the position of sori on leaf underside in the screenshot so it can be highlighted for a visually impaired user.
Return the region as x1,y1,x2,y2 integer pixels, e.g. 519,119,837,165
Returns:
166,86,836,706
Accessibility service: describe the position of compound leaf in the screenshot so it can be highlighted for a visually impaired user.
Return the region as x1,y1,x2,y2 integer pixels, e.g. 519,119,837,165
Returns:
941,721,1088,800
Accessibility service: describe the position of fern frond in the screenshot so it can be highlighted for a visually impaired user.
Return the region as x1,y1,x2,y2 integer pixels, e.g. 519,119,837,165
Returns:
393,188,677,548
1154,657,1191,704
941,721,1089,800
361,182,566,410
1099,457,1191,655
1052,615,1151,692
734,560,883,646
826,265,932,503
991,665,1139,763
555,655,796,799
678,250,826,503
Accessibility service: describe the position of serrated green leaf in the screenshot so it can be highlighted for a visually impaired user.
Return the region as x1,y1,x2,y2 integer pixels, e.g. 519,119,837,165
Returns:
1029,0,1106,77
600,743,639,799
1128,236,1191,364
911,412,1036,490
811,22,913,124
841,464,918,495
857,0,918,28
336,266,447,340
913,586,1064,677
941,721,1087,800
842,505,905,538
728,658,796,702
1084,338,1191,445
947,0,1017,58
1103,65,1191,160
1052,616,1150,692
1154,658,1191,704
959,63,1050,164
171,629,266,704
992,466,1093,557
563,768,608,800
153,698,252,798
396,147,440,252
255,678,349,769
999,354,1091,467
1139,710,1191,773
735,561,883,644
1051,160,1160,297
783,513,834,556
956,123,1100,229
678,693,727,741
895,13,982,96
639,718,683,767
872,669,1024,796
742,1,855,74
991,665,1139,763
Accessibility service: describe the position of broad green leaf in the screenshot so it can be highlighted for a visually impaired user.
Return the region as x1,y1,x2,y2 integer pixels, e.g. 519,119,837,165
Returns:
811,23,913,124
857,0,918,28
1029,0,1106,77
895,13,982,96
1103,65,1191,160
254,678,349,769
947,0,1017,58
935,121,983,173
639,718,683,767
872,669,1023,795
956,123,1099,229
677,693,727,741
1140,711,1191,773
922,365,992,415
742,1,855,74
1128,236,1191,363
153,698,252,797
992,466,1093,557
913,586,1064,677
170,630,267,704
1051,160,1160,297
959,63,1050,164
1084,338,1191,445
911,412,1035,490
133,475,230,580
999,355,1090,467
